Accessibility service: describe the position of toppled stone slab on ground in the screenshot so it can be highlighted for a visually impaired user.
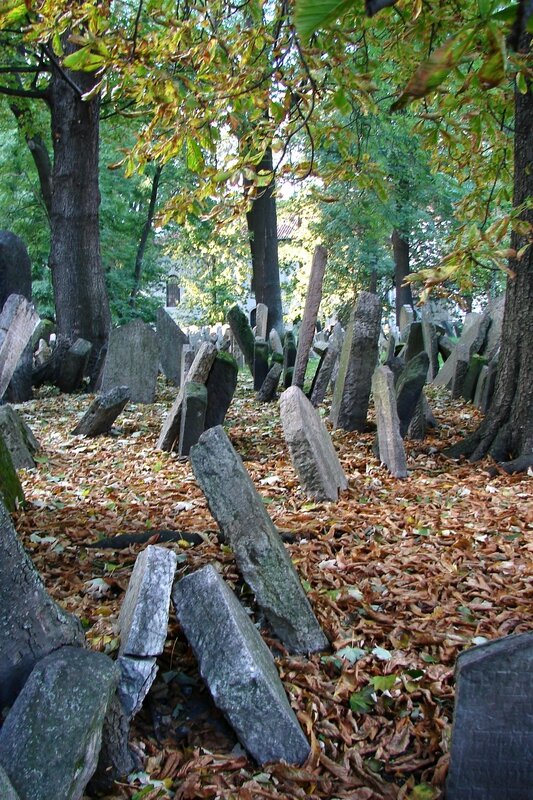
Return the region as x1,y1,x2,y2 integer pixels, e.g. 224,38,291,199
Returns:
72,386,131,436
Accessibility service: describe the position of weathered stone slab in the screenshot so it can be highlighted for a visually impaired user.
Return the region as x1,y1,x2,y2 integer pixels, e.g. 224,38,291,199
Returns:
117,655,158,719
156,307,188,386
283,330,297,387
57,338,92,393
481,294,505,362
0,232,33,402
0,765,20,800
253,338,270,391
446,633,533,800
157,341,217,451
404,321,425,363
292,246,328,389
0,295,39,400
179,382,208,456
257,362,282,402
330,292,382,432
0,647,118,800
406,395,426,440
204,352,238,429
372,366,407,478
72,386,131,436
398,304,415,335
310,337,341,407
0,404,38,469
434,311,491,388
280,386,347,501
421,314,439,381
450,343,470,399
255,303,269,340
101,320,159,403
227,305,254,375
180,344,195,384
190,426,328,654
173,564,311,765
462,354,487,402
269,328,283,355
395,352,430,437
0,433,24,512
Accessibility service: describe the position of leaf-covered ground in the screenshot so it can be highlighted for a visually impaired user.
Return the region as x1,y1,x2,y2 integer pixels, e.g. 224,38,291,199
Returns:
12,374,533,800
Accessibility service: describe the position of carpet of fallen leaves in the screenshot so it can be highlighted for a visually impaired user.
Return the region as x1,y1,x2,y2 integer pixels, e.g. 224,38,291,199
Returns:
11,372,533,800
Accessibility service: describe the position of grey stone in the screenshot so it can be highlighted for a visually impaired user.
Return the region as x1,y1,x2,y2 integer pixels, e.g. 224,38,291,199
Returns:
398,304,415,335
117,655,158,719
119,544,177,657
157,341,217,451
180,344,195,385
269,328,283,355
0,765,20,800
310,337,341,407
473,365,489,410
0,232,33,402
253,338,270,391
280,386,347,501
0,405,38,469
156,307,188,386
446,633,533,800
204,353,238,429
0,647,118,800
450,343,470,399
173,565,311,765
395,352,430,437
462,354,487,402
0,295,39,400
404,321,424,363
433,311,491,388
438,334,455,362
179,382,208,456
101,320,159,404
406,396,426,441
190,426,328,654
255,303,269,340
421,314,439,381
372,366,407,478
88,694,135,794
256,362,282,402
0,433,24,513
330,292,382,432
57,338,92,393
227,305,254,375
31,318,55,349
283,330,297,386
71,386,131,436
478,358,498,413
481,294,505,362
292,246,327,389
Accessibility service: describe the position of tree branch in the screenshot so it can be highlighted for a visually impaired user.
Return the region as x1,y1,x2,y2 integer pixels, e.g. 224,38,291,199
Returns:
0,83,47,100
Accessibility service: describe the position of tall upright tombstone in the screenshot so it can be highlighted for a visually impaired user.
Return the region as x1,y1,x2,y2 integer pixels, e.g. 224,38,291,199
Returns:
330,291,382,432
372,366,407,478
156,307,189,386
292,246,327,389
101,320,159,404
0,231,33,402
204,352,239,429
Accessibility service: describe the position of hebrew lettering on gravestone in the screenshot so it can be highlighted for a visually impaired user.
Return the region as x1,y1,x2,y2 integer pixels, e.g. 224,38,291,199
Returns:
101,319,159,404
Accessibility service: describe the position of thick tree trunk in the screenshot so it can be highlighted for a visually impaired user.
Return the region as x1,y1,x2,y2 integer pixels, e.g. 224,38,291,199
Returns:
48,51,110,383
246,147,284,335
392,228,413,326
445,32,533,473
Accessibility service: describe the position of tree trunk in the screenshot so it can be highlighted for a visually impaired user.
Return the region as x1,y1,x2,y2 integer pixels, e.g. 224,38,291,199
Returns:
445,30,533,473
246,147,284,335
129,164,162,308
392,228,413,326
48,50,110,383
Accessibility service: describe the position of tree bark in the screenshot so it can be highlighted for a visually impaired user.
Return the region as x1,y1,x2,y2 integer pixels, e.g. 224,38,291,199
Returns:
246,147,284,335
392,228,413,326
445,30,533,473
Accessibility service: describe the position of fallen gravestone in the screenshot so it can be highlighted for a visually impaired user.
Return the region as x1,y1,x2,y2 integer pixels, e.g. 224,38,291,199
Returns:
253,338,270,391
0,432,24,512
227,305,254,375
204,352,238,429
179,382,208,456
173,564,311,765
0,294,39,400
280,386,347,501
0,647,118,800
72,386,131,436
190,426,328,654
156,307,189,386
255,303,269,340
446,633,533,800
372,366,407,478
257,362,282,402
330,291,382,431
0,499,85,708
101,320,159,404
0,404,39,469
292,246,328,389
395,351,430,437
57,338,92,393
0,232,33,403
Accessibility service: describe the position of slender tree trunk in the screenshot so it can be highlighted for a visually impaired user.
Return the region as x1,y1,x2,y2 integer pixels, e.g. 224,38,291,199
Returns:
9,100,53,218
129,164,162,307
245,146,284,336
392,228,413,325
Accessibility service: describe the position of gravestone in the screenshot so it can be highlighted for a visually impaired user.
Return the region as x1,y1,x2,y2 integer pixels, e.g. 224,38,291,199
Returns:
71,386,131,437
0,647,118,800
0,295,39,400
309,338,340,407
0,405,39,469
395,351,430,437
462,354,487,402
372,366,407,478
406,396,426,440
404,321,425,364
255,303,269,340
179,382,208,456
292,246,328,389
398,304,415,335
156,307,188,386
173,565,311,765
157,341,217,451
190,426,328,654
0,433,24,512
330,292,382,432
253,338,270,391
434,311,491,388
57,338,92,393
101,320,159,404
280,386,347,501
180,344,195,385
204,352,238,429
257,362,282,402
421,313,439,381
0,231,33,402
450,343,470,399
446,633,533,800
227,305,254,375
269,328,283,355
283,330,297,388
482,294,505,362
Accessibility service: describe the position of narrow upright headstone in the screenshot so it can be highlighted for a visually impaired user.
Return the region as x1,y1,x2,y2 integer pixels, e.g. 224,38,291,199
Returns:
283,330,297,388
446,633,533,800
256,362,282,402
156,307,189,386
395,351,430,437
255,303,269,340
473,364,489,410
72,386,131,436
404,321,425,364
190,426,328,654
180,344,195,385
310,335,341,407
57,337,92,393
450,343,470,399
204,352,238,429
421,313,439,381
292,246,327,389
372,366,407,478
269,328,283,355
0,295,39,400
280,386,347,501
173,565,311,765
398,304,415,335
0,232,33,402
330,292,382,432
0,405,38,470
462,354,487,402
253,338,270,391
179,382,208,456
227,305,255,376
101,320,159,404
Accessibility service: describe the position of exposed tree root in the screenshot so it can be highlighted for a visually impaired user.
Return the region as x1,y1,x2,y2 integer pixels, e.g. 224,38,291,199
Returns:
444,416,532,474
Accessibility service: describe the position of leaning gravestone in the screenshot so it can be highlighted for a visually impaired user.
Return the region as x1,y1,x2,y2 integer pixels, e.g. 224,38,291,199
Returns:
72,386,131,437
101,320,159,404
180,344,195,385
398,304,415,335
227,305,255,376
372,366,407,478
255,303,269,340
257,362,282,403
204,352,238,429
269,327,283,355
0,647,118,800
190,426,328,654
395,351,430,437
446,633,533,800
0,433,24,512
0,231,33,402
173,564,311,765
280,386,347,501
292,246,328,389
433,310,491,389
0,295,39,401
0,404,39,469
156,307,189,386
179,382,208,456
330,291,382,432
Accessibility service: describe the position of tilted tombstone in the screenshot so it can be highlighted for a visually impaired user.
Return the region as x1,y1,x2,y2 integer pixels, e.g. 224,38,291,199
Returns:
71,386,131,437
256,362,282,403
310,336,341,407
178,382,208,456
434,310,491,388
227,305,255,376
372,366,407,479
0,231,33,402
0,432,24,512
190,426,329,654
255,303,269,340
101,320,159,404
0,295,39,401
280,386,347,501
395,351,430,437
292,246,328,389
0,404,39,469
204,352,238,429
404,321,425,364
253,338,270,391
446,633,533,800
173,565,311,766
330,291,382,432
156,307,189,386
283,330,297,388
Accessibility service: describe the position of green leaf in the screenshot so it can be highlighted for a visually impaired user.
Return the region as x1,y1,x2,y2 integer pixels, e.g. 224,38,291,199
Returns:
372,645,392,661
516,71,528,94
63,46,106,72
349,685,375,713
0,0,27,27
371,674,397,691
337,645,366,663
294,0,355,41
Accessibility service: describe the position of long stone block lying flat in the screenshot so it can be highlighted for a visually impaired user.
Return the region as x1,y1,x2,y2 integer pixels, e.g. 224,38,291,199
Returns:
190,426,328,654
173,564,311,765
280,386,347,501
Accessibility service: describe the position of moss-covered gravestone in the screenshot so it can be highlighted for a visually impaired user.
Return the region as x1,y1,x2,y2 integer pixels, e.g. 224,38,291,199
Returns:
0,432,24,512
